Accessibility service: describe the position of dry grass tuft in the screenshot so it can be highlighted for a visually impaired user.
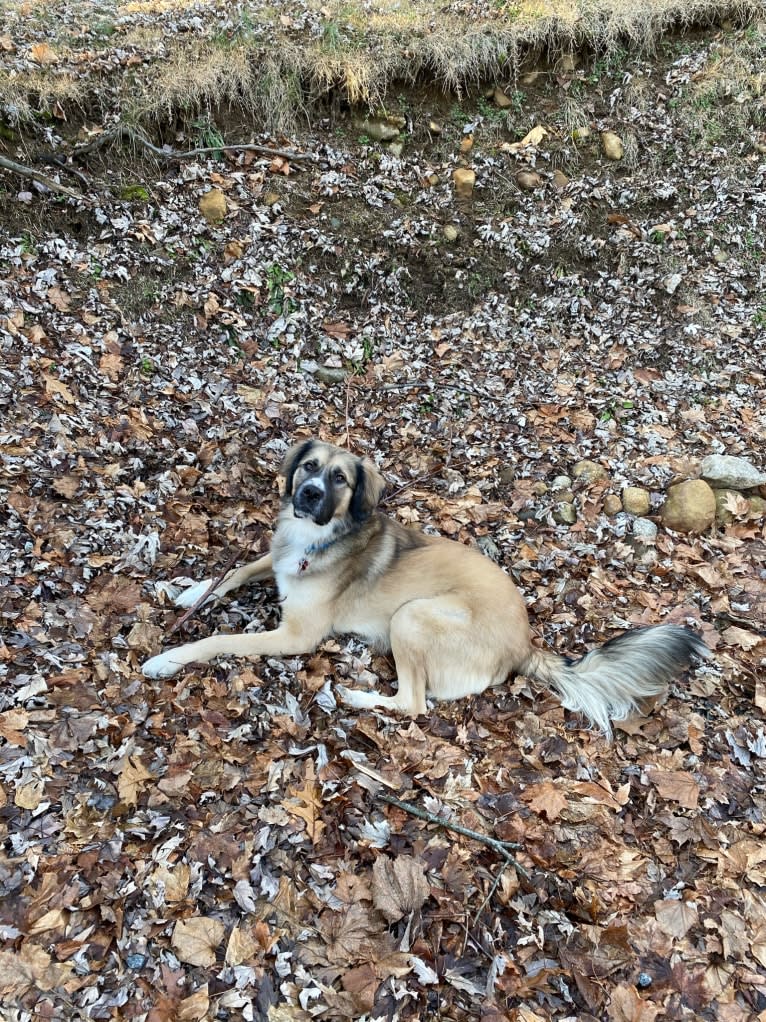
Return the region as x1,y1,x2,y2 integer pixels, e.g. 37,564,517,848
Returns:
0,0,763,134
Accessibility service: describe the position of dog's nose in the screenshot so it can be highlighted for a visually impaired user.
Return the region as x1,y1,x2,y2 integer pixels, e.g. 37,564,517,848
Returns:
301,484,323,506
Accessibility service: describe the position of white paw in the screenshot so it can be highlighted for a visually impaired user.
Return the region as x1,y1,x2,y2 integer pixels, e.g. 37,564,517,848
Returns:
336,684,372,709
142,651,185,679
173,578,217,609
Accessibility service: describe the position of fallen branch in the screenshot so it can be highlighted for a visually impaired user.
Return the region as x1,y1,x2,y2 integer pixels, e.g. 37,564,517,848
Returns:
71,124,318,164
377,792,530,882
0,154,86,201
166,546,246,638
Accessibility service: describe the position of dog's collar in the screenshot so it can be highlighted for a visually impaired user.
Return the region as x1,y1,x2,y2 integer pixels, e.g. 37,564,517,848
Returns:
298,526,358,573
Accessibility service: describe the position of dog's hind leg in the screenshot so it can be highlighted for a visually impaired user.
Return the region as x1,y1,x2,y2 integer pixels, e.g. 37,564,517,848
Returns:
173,554,273,608
338,598,465,716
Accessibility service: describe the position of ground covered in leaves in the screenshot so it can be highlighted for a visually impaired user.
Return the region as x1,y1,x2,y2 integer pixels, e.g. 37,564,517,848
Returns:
2,8,766,1022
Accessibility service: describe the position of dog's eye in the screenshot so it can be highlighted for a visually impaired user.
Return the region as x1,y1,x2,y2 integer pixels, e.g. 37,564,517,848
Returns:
303,459,318,473
332,470,347,486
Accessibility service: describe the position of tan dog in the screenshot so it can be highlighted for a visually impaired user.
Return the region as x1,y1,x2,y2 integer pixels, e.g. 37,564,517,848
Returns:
143,439,708,733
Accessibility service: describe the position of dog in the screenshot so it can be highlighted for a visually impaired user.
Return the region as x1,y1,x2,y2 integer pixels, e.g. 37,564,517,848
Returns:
142,439,709,734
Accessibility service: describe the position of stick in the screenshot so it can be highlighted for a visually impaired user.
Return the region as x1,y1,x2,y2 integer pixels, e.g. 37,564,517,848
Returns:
166,546,245,637
0,154,86,200
377,793,530,882
71,125,317,164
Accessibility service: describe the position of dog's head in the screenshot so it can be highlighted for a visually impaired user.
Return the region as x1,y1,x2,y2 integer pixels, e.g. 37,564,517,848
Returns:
280,440,385,527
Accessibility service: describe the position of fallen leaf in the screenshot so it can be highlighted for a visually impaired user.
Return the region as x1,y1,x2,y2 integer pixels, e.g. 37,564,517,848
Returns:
654,897,698,939
118,755,153,805
646,768,700,809
372,854,430,922
171,917,225,967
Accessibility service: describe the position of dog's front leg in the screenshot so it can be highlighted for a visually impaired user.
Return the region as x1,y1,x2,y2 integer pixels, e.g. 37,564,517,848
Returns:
173,554,274,608
142,618,328,679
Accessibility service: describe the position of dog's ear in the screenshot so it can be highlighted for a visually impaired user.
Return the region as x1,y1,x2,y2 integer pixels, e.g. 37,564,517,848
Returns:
280,439,315,494
350,458,385,521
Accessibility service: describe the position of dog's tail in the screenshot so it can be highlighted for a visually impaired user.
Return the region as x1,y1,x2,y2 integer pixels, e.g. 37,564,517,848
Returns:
520,624,709,736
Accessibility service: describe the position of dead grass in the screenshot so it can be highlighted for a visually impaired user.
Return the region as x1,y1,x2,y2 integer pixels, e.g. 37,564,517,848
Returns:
0,0,763,133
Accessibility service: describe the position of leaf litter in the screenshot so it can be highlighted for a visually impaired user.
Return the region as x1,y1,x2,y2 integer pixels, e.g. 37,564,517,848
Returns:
1,7,766,1021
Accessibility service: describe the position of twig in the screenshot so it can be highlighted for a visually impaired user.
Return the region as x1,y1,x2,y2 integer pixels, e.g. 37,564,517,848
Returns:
166,546,245,637
377,793,530,882
71,124,318,164
0,154,86,201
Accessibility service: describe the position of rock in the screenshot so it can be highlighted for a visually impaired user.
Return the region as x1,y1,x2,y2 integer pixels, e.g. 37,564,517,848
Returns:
601,131,624,160
493,86,513,108
552,169,569,191
460,134,473,154
560,53,578,73
551,475,572,491
531,481,549,496
660,479,716,534
521,70,542,86
515,170,542,191
662,273,683,295
622,486,651,516
572,126,591,142
315,365,349,385
750,495,766,517
428,120,443,135
498,466,515,485
358,119,399,142
452,168,476,199
426,173,440,187
700,454,766,491
443,225,459,242
199,188,227,223
263,191,281,206
477,535,500,561
573,460,609,485
553,502,577,525
633,518,658,543
603,494,623,515
389,141,404,157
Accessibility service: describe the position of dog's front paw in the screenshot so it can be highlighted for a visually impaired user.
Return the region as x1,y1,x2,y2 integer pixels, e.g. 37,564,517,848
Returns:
173,579,217,609
336,684,371,709
142,651,185,679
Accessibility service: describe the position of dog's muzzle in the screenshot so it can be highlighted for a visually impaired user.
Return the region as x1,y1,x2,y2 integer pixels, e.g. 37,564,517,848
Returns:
293,479,333,525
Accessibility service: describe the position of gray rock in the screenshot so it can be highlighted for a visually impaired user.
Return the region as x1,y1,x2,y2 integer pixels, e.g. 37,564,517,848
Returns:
632,518,658,543
358,119,399,142
315,365,350,385
573,460,609,485
551,475,572,491
700,454,766,491
622,486,651,516
552,501,577,525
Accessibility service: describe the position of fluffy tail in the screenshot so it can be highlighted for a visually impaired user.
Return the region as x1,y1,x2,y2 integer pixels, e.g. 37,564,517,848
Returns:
521,624,710,736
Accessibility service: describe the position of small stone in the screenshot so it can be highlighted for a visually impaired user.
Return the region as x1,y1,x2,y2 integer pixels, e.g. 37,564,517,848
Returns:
428,120,443,135
660,479,716,534
553,502,577,525
358,119,399,142
452,168,476,199
531,481,549,496
493,86,513,109
551,475,572,491
573,460,609,485
498,466,515,485
263,191,281,206
632,518,658,543
315,365,349,385
622,486,651,516
560,53,578,73
603,494,622,515
460,134,474,153
637,972,652,989
126,954,147,971
443,225,459,242
663,273,683,294
572,126,591,142
386,115,406,129
199,188,227,223
552,169,569,191
750,495,766,517
427,173,440,187
700,454,766,491
521,70,542,86
601,131,624,160
388,141,404,157
515,170,542,191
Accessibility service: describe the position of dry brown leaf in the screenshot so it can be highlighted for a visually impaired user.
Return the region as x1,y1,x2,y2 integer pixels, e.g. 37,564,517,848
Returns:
99,352,123,380
14,779,44,810
524,780,569,820
654,898,698,939
30,42,57,63
607,982,660,1022
0,944,73,997
152,863,190,903
0,709,28,746
721,625,763,651
43,373,76,405
225,926,259,966
176,984,210,1021
118,755,153,806
646,768,699,809
52,475,80,498
372,854,430,922
171,917,225,967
